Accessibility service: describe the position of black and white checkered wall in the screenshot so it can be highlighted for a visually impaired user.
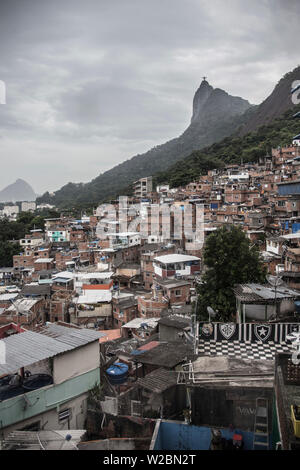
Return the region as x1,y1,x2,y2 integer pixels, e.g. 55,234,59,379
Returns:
199,322,300,343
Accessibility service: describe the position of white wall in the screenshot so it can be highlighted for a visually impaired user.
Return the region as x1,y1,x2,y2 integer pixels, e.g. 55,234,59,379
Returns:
245,299,295,320
53,341,100,385
266,240,280,255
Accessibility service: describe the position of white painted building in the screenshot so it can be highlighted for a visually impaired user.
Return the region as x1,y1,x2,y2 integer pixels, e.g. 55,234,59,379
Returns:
21,201,36,212
293,133,300,146
0,323,103,437
153,254,201,279
266,238,281,255
3,205,19,218
108,232,141,249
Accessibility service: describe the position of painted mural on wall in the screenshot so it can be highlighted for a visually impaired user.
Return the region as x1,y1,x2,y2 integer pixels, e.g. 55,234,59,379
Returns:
199,322,300,343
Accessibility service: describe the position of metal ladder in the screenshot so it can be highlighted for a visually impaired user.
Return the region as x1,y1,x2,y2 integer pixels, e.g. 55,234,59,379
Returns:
253,398,269,450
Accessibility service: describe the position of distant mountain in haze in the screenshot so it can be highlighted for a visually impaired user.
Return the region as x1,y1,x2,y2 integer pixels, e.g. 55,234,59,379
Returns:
37,80,253,208
0,179,36,203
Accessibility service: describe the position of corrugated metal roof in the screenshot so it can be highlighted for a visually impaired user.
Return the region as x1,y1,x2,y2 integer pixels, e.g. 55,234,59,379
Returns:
76,290,112,303
0,324,104,375
3,430,86,450
154,254,200,264
53,277,72,283
78,272,114,280
52,271,75,280
122,318,159,329
136,367,177,393
7,298,39,312
233,283,300,303
34,323,104,347
0,293,19,301
0,330,74,375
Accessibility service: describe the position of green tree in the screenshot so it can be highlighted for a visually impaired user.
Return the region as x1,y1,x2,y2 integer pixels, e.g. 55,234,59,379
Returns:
197,225,266,321
0,241,22,267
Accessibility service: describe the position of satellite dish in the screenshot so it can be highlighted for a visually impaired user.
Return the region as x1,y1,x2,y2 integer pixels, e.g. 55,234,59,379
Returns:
207,306,217,316
207,306,217,322
267,275,283,287
287,332,300,344
286,332,300,353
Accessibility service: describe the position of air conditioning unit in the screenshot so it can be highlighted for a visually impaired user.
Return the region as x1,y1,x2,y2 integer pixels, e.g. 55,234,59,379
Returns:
101,396,118,416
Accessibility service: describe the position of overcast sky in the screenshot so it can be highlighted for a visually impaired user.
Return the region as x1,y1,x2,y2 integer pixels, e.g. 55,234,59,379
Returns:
0,0,299,194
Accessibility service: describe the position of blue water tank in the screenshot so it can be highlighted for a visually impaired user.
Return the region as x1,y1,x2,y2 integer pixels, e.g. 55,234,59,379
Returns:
106,362,129,385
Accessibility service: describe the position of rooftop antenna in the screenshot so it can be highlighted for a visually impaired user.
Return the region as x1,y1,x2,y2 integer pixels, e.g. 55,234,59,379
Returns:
267,274,283,319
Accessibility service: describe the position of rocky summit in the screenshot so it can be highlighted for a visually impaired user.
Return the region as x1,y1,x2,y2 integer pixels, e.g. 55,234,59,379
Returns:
37,80,252,208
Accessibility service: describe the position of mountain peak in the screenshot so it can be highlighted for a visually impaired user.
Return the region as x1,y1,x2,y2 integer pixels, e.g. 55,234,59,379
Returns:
38,77,253,208
191,80,214,123
191,80,251,125
0,179,36,203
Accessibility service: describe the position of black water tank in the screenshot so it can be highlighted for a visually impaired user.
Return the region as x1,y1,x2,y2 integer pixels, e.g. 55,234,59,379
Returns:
0,384,24,401
22,373,53,391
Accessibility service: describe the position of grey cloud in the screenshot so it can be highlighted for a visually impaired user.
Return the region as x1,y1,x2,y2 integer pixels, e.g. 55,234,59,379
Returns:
0,0,300,193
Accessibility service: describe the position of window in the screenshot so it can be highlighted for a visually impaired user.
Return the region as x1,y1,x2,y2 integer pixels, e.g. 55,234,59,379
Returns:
175,290,181,296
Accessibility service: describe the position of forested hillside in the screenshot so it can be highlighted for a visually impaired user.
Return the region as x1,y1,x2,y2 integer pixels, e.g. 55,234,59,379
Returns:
155,104,300,188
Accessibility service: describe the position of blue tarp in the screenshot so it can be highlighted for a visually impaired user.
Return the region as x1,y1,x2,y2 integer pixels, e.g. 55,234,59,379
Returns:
292,223,300,233
153,421,272,450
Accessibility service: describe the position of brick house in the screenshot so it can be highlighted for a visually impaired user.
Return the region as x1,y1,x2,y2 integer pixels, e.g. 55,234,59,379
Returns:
112,294,138,328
